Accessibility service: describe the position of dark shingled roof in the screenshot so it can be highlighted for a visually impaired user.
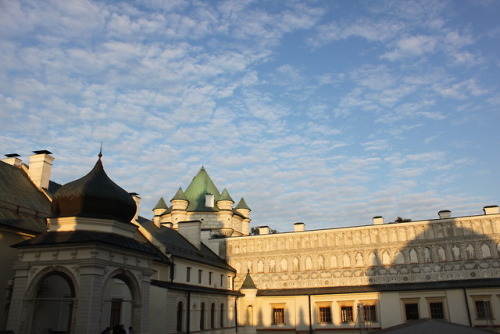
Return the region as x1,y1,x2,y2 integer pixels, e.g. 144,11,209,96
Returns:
0,161,51,234
151,280,242,296
12,230,169,261
138,216,235,272
51,157,137,223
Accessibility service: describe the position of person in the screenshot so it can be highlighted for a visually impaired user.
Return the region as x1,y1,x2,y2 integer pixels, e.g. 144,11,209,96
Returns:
126,326,133,334
101,327,110,334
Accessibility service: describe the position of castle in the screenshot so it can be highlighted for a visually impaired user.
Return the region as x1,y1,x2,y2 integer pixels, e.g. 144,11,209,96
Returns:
0,150,499,334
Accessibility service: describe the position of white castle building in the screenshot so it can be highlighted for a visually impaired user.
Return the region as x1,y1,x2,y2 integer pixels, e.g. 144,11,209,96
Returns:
0,150,499,334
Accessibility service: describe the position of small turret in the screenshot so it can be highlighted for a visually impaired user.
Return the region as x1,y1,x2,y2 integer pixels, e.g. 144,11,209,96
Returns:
171,188,189,211
153,197,169,227
217,188,234,211
235,198,251,217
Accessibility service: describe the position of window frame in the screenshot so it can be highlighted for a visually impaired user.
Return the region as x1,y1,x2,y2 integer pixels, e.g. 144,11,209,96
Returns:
426,297,447,320
316,302,332,324
271,303,286,325
402,298,420,321
472,296,493,320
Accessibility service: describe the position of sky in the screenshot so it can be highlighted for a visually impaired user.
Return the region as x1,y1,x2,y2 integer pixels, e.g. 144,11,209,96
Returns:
1,0,499,232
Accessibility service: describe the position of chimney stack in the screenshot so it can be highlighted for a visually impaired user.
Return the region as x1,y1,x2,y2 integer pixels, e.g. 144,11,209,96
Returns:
438,210,451,219
3,153,22,167
28,150,54,190
258,226,270,235
294,222,305,232
178,220,202,249
483,205,499,215
372,216,384,225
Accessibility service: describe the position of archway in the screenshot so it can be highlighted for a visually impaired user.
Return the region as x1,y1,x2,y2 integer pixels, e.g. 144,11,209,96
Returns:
30,271,76,334
101,270,141,332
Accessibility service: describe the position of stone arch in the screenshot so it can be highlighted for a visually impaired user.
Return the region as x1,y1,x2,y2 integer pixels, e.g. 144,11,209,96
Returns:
101,269,143,331
481,242,492,258
305,257,313,270
409,248,418,263
25,267,78,334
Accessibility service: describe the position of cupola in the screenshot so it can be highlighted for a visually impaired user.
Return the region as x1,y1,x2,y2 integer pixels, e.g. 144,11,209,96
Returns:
51,153,136,223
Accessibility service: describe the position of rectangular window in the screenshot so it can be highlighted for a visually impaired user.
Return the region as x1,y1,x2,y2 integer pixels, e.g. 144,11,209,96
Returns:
319,306,332,323
429,302,444,319
405,303,419,321
220,274,224,287
198,269,202,284
362,305,377,322
475,300,492,320
209,272,213,285
340,306,353,323
272,308,285,325
186,267,191,282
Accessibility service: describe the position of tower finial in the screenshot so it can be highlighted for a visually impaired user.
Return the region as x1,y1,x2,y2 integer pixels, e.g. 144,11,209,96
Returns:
98,142,103,159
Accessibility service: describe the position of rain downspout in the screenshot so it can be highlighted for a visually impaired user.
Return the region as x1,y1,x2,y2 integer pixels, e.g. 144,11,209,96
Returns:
308,294,313,334
463,288,472,327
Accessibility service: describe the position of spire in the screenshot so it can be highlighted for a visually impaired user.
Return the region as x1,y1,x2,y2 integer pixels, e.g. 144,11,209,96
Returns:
184,167,221,212
235,198,251,211
241,271,257,289
153,197,168,210
218,188,234,202
171,187,188,201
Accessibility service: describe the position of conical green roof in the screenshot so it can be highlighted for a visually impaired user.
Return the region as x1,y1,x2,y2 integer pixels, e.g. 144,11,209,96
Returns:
171,187,188,201
241,271,257,289
184,167,221,212
235,197,251,211
153,197,168,210
218,188,234,202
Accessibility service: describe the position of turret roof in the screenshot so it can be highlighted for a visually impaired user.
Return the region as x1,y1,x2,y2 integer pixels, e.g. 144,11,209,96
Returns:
153,197,168,210
218,188,234,202
235,197,251,211
171,187,188,201
184,167,221,212
241,271,257,289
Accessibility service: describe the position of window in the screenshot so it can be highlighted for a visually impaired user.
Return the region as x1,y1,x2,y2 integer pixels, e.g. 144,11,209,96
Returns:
211,303,216,329
405,303,419,321
272,308,285,325
220,274,224,287
177,302,183,332
186,267,191,282
362,305,377,322
319,306,332,323
200,302,205,330
475,300,492,320
209,272,213,285
340,306,353,323
429,302,445,319
198,269,202,284
220,303,224,328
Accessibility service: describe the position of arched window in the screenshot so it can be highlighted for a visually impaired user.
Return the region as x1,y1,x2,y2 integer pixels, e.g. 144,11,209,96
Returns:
246,305,254,326
211,303,216,329
220,303,224,328
200,302,205,330
177,302,183,333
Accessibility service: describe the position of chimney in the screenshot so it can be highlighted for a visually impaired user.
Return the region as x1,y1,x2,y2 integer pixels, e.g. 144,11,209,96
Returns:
178,220,202,249
438,210,451,219
205,193,215,208
3,153,22,167
483,205,499,215
130,193,141,222
372,216,384,225
28,150,54,190
258,226,270,235
294,222,305,232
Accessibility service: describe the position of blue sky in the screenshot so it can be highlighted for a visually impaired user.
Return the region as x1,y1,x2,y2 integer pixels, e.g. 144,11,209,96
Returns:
1,0,499,232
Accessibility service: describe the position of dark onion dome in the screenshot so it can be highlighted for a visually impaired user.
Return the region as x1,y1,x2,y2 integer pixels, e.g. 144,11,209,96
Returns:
51,155,136,223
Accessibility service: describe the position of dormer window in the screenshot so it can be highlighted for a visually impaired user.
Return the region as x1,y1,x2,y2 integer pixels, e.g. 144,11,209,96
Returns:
205,193,215,208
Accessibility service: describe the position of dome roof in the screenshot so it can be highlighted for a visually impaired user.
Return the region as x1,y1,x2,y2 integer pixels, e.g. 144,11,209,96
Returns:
51,155,136,223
